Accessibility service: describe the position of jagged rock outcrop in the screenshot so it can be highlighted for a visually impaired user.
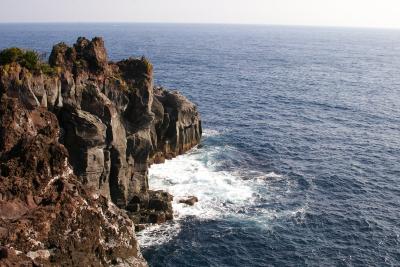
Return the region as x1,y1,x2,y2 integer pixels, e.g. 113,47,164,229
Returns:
0,94,146,266
0,37,201,265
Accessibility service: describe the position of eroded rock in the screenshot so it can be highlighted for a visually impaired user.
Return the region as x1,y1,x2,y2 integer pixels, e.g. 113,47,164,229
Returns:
0,37,202,266
0,93,147,266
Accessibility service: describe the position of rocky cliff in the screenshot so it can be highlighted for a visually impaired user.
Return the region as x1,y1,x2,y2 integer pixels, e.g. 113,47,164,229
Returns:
0,37,202,266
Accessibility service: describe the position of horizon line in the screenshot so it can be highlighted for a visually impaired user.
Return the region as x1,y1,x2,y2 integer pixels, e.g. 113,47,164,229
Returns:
0,21,400,31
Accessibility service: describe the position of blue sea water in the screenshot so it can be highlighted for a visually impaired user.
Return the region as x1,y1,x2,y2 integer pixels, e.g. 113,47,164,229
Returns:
1,23,400,266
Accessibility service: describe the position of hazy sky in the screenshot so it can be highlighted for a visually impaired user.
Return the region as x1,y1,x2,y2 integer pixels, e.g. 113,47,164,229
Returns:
1,0,399,28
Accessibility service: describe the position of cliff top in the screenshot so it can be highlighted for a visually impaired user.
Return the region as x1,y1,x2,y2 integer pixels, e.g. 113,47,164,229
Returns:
0,37,153,87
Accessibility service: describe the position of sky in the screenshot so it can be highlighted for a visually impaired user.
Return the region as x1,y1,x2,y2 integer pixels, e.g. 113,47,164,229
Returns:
0,0,399,29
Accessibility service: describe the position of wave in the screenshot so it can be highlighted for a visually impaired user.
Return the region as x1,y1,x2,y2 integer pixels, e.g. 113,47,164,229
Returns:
147,145,255,221
202,129,222,137
136,221,181,249
138,142,258,247
137,130,308,248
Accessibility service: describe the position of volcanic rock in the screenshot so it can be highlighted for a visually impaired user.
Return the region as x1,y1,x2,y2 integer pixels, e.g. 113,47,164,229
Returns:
179,196,199,206
0,37,202,266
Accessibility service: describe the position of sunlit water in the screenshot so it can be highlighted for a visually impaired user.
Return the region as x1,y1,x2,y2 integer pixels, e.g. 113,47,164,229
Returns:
1,23,400,266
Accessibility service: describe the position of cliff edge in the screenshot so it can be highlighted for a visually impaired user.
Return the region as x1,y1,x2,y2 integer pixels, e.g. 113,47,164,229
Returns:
0,37,202,266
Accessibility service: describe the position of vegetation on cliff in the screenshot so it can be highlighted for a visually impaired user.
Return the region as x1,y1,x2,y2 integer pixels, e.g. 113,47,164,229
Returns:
0,47,57,76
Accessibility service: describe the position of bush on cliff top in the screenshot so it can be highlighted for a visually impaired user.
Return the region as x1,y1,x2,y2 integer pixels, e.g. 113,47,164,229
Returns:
0,47,24,63
0,48,39,69
0,47,57,76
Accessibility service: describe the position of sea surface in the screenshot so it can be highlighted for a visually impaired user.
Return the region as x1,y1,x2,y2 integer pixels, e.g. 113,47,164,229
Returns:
1,23,400,266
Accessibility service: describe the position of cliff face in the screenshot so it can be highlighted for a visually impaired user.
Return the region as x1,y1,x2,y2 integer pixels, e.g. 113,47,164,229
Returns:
0,37,201,265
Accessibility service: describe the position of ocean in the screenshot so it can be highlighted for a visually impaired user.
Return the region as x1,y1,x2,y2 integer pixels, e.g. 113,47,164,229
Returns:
1,23,399,266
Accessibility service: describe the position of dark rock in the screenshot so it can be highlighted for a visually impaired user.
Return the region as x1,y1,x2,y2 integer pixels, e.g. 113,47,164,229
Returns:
179,196,199,206
0,92,147,266
135,224,146,232
148,190,173,211
50,37,108,73
127,190,174,225
79,37,108,71
0,246,7,259
128,203,141,212
49,42,75,70
0,227,7,239
152,87,202,159
149,211,166,224
0,37,202,266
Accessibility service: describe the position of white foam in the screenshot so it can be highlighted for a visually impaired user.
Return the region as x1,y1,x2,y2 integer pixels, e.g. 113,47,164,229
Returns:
136,221,181,249
148,148,255,221
265,172,284,179
202,129,221,137
137,144,259,247
137,131,304,248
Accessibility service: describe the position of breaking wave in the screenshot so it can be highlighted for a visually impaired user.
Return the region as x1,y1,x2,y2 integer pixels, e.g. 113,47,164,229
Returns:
137,130,307,248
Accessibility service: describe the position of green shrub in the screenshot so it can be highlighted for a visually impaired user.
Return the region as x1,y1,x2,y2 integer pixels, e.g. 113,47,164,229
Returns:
20,50,40,70
39,63,57,76
0,47,57,76
0,47,39,70
0,47,24,65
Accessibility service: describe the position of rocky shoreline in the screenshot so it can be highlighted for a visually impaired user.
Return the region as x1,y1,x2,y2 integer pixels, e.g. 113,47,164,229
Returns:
0,37,201,266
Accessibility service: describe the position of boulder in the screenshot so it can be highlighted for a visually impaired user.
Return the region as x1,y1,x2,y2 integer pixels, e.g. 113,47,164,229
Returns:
179,196,199,206
148,190,173,211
